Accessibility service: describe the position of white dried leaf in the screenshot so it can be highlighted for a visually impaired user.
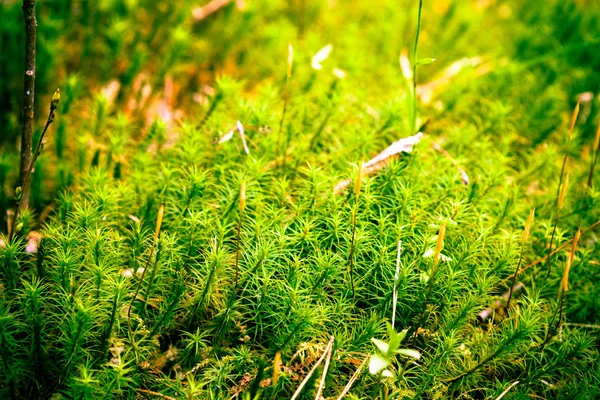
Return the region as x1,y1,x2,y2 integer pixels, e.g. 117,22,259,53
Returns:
311,44,333,70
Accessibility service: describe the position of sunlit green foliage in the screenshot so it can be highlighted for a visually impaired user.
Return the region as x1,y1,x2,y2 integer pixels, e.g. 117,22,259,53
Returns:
1,0,600,398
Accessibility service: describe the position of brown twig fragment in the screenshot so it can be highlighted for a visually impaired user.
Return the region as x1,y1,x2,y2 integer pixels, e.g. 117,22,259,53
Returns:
19,0,37,212
10,89,60,243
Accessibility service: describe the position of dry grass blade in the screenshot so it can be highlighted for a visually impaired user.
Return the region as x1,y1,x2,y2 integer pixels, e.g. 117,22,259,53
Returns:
272,350,282,386
154,204,165,241
335,355,368,400
392,240,402,329
568,101,580,140
334,132,423,194
291,336,335,400
314,339,334,400
417,57,491,104
192,0,232,21
495,381,519,400
561,228,581,292
237,120,249,155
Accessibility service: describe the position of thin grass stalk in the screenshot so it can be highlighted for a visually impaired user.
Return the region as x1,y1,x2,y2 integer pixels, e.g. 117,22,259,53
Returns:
314,338,334,399
546,174,569,278
187,239,219,323
348,162,364,299
290,336,334,400
411,0,423,132
198,90,223,128
335,355,368,400
127,204,165,359
100,281,124,357
392,240,402,329
414,220,446,340
10,89,60,243
586,120,600,188
277,43,293,164
142,243,163,316
506,208,534,310
544,228,581,345
234,179,246,291
546,102,579,273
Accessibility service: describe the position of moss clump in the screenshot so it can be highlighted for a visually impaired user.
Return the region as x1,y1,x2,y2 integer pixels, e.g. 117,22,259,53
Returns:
1,0,600,398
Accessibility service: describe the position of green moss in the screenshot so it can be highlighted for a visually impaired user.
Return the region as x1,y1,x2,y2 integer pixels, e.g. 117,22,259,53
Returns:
1,0,600,398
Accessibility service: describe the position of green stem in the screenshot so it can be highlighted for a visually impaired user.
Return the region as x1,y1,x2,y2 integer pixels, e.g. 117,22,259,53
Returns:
411,0,423,132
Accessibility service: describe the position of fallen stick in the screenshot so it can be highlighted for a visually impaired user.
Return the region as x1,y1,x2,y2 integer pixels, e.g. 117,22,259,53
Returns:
291,336,335,400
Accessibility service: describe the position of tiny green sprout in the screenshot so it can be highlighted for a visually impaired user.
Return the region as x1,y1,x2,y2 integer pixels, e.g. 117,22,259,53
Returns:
415,57,436,66
51,88,60,110
369,324,420,377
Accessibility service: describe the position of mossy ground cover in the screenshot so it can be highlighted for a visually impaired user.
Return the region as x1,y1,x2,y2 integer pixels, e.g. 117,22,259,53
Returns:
1,0,600,398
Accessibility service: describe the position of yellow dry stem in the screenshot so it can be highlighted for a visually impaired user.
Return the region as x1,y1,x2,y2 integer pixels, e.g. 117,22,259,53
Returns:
558,174,569,210
355,161,364,197
433,220,447,264
272,350,282,385
568,101,580,141
521,208,535,245
153,204,165,242
561,228,581,292
240,179,247,211
594,120,600,151
287,43,294,79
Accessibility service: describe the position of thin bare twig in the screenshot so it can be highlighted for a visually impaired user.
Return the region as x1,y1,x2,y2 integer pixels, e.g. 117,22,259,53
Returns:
19,0,37,212
392,240,402,329
314,338,334,399
495,381,519,400
10,89,59,243
335,355,368,400
291,336,335,400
